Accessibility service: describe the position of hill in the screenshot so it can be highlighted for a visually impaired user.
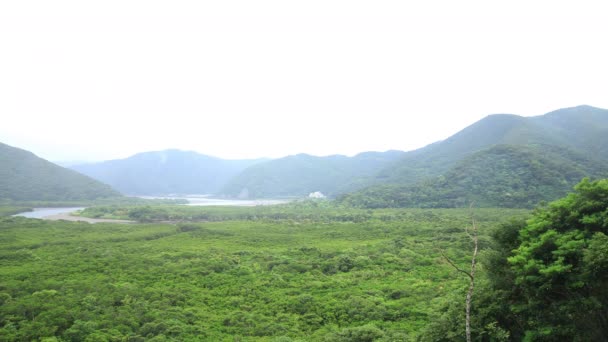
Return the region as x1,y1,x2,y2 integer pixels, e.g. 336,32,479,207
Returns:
71,150,266,196
341,105,608,208
220,150,407,198
0,142,120,201
339,144,608,208
376,105,608,185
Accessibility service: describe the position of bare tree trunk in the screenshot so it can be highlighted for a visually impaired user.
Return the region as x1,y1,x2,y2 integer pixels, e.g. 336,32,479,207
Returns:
441,210,478,342
465,216,478,342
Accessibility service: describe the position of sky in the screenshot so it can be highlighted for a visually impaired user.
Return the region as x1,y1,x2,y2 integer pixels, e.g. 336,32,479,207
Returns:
1,0,607,162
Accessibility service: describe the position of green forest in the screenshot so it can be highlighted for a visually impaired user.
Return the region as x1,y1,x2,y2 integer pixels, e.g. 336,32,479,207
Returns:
338,145,608,209
0,143,119,202
1,179,607,341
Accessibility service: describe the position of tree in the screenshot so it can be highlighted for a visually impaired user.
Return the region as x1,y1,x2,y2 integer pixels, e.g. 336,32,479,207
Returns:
507,178,608,340
441,208,479,342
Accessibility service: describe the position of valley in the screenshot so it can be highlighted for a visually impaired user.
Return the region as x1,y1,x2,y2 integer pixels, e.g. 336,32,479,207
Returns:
1,105,607,340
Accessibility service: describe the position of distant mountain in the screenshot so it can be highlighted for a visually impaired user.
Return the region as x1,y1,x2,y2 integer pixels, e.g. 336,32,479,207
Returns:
0,142,120,201
219,150,407,198
71,150,266,195
341,105,608,208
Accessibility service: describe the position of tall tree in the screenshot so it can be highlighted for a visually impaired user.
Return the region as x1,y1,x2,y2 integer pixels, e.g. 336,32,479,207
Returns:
442,208,479,342
507,178,608,340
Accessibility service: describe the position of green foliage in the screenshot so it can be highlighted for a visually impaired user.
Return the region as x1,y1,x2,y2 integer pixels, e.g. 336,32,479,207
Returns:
323,324,386,341
220,151,406,198
376,105,608,186
0,206,32,217
429,178,608,341
71,149,266,195
342,105,608,208
1,195,187,208
79,201,388,223
0,142,120,201
0,207,527,340
506,178,608,340
340,145,608,208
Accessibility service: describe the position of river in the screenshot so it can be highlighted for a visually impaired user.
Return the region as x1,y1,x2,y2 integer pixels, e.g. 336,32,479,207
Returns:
139,195,291,207
14,207,85,219
12,196,291,221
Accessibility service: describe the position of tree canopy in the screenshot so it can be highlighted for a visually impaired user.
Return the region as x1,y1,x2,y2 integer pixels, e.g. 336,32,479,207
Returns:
506,178,608,340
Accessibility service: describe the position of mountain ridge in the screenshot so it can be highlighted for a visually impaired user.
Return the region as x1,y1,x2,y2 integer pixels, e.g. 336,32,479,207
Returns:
342,105,608,207
71,149,267,196
0,142,121,202
219,150,408,198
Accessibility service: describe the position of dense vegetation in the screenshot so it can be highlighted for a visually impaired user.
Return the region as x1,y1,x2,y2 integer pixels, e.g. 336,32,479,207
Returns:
2,179,607,340
0,206,31,217
339,145,608,208
374,105,608,186
429,178,608,341
0,142,121,202
220,151,406,198
0,195,188,209
71,150,266,196
343,105,608,208
0,205,528,341
78,201,417,223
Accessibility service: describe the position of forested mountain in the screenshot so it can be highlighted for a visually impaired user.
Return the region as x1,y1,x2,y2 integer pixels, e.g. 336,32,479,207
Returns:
339,144,608,208
71,150,266,195
375,105,608,185
220,151,407,198
342,105,608,208
0,142,120,201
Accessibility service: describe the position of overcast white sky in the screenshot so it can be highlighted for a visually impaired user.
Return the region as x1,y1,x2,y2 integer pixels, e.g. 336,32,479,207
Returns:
1,1,607,162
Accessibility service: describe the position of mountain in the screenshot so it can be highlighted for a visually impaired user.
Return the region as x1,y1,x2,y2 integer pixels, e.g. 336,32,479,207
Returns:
339,144,608,208
71,150,266,195
220,150,407,198
0,142,120,201
341,105,608,208
376,105,608,185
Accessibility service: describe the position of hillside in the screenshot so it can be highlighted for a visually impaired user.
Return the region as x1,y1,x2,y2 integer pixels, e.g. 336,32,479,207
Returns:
341,105,608,208
339,144,608,208
220,150,406,198
71,150,265,195
0,142,120,201
376,105,608,185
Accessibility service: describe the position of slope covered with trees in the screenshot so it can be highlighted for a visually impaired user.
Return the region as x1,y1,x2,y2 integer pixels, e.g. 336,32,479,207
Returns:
376,105,608,185
340,144,608,208
342,105,608,208
0,142,120,202
219,151,406,198
71,150,265,195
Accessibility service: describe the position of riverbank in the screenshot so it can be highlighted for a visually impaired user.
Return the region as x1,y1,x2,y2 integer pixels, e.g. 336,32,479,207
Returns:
43,213,133,224
12,207,133,224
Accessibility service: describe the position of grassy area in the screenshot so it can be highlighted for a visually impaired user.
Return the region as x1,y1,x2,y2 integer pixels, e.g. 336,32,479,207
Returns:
0,207,529,341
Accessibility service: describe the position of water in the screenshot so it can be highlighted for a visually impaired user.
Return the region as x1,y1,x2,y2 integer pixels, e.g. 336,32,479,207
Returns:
13,207,85,219
139,195,291,207
12,196,290,219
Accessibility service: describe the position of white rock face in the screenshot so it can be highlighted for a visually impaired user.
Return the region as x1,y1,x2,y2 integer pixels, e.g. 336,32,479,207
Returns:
308,191,326,199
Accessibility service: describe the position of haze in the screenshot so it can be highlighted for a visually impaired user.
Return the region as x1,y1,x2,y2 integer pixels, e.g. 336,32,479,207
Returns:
1,0,607,162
